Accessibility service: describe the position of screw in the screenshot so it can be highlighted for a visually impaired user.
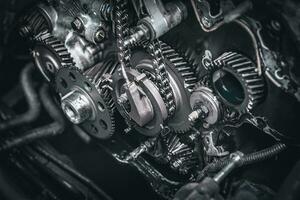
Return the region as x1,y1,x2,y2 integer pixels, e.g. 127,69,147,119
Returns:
94,28,106,43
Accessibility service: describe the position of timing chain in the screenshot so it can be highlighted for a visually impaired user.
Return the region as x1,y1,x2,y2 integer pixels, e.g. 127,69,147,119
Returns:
115,0,131,70
114,1,176,118
146,40,176,118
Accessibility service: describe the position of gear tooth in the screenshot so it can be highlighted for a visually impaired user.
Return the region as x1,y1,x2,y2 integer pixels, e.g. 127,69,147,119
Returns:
212,52,266,113
160,42,197,94
19,8,51,38
32,31,75,81
164,134,198,174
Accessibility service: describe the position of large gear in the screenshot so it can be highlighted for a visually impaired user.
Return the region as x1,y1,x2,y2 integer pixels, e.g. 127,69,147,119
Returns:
33,31,75,82
135,43,197,133
55,66,116,139
160,42,198,92
211,52,265,113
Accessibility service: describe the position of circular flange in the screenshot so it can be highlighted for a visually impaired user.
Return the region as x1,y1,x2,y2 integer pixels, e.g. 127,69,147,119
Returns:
55,67,115,139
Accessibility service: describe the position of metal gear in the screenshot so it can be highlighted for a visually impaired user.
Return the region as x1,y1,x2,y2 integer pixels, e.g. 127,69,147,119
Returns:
19,7,52,38
211,52,265,113
33,31,74,82
55,66,116,139
160,42,198,93
136,43,197,133
164,134,198,175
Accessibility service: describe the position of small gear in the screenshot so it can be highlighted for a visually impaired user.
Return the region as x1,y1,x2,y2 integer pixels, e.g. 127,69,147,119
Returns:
211,52,265,113
33,31,75,82
55,66,116,139
19,8,52,38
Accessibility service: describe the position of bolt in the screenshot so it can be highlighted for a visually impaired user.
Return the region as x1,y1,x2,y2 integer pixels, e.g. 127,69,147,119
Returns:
94,28,106,43
71,17,84,33
201,17,212,28
188,105,209,123
61,90,94,124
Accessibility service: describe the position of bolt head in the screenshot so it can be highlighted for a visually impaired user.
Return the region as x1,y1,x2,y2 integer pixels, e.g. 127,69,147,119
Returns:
94,28,106,43
71,18,84,33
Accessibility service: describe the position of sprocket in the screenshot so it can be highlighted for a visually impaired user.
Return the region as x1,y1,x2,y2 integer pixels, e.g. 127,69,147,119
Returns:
33,31,75,82
211,52,265,113
55,66,116,139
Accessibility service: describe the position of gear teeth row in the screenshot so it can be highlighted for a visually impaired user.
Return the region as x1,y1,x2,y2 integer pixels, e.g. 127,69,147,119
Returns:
165,134,198,175
56,66,116,139
160,42,198,93
36,31,75,67
19,8,51,38
83,59,120,133
213,52,265,112
170,40,204,79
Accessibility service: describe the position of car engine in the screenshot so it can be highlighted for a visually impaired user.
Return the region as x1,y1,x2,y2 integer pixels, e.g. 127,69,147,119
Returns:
0,0,300,200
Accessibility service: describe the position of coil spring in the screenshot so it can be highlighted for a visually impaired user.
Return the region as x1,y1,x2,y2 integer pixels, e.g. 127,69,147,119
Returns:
99,1,113,21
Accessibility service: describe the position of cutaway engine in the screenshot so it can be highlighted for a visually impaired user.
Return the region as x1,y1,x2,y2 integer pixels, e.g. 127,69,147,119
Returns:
4,0,298,199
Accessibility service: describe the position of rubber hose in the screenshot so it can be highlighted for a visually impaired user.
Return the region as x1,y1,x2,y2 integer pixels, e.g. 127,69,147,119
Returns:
0,85,65,151
0,63,41,132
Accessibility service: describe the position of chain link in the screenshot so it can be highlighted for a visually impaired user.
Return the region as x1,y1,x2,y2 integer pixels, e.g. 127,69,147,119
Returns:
115,1,176,119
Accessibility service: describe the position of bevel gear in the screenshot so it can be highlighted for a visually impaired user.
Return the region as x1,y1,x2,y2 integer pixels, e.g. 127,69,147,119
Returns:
211,52,265,113
33,31,74,82
55,66,116,139
164,134,198,175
